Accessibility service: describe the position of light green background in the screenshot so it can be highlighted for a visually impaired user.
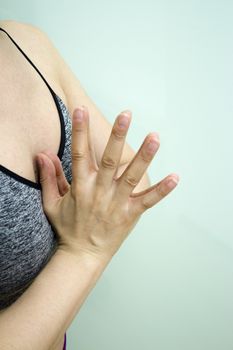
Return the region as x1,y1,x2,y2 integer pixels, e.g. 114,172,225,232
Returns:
1,0,233,349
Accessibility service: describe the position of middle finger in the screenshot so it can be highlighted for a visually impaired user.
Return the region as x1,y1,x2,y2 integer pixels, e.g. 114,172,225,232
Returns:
96,110,132,190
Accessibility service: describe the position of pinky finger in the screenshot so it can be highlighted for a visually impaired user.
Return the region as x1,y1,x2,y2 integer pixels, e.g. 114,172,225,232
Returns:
129,173,180,215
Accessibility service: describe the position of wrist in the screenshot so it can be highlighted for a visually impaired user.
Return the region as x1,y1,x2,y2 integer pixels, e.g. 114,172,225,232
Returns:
57,244,112,269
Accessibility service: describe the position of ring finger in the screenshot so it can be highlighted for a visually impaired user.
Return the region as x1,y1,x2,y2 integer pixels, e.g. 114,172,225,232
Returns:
115,132,160,201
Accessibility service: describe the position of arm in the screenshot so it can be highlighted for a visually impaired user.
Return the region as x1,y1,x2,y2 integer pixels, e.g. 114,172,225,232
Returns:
50,26,152,191
53,31,152,192
0,19,151,192
0,21,151,350
0,249,109,350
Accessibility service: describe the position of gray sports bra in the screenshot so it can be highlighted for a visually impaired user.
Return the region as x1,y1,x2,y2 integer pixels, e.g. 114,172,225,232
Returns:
0,27,73,310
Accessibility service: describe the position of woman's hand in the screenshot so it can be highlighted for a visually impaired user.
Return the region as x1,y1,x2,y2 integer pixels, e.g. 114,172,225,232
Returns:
36,106,179,262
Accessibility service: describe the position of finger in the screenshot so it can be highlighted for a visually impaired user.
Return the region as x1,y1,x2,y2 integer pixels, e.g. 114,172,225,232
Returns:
71,106,90,188
115,132,160,201
40,150,70,196
36,153,61,212
96,110,131,190
85,105,99,172
129,173,180,215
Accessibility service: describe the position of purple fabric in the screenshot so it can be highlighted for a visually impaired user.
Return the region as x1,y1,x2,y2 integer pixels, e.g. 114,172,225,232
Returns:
63,333,67,350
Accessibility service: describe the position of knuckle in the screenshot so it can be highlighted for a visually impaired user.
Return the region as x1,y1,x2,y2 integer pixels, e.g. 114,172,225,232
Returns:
72,151,87,162
39,175,47,185
156,184,167,198
141,200,152,211
40,166,55,183
112,128,125,141
73,126,84,133
101,155,117,169
123,174,139,187
139,153,152,163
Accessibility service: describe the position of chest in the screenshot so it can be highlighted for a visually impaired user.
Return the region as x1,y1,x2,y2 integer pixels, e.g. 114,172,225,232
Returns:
0,46,69,184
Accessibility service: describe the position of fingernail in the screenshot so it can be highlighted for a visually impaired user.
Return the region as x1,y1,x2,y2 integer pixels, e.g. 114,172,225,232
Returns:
75,107,84,122
147,140,158,152
167,178,179,189
118,111,131,129
150,132,160,141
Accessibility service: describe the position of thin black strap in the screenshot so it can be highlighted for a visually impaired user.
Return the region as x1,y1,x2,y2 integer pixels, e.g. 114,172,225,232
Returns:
0,27,56,95
0,26,66,164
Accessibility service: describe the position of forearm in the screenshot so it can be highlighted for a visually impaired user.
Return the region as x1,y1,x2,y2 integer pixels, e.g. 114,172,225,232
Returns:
0,249,109,350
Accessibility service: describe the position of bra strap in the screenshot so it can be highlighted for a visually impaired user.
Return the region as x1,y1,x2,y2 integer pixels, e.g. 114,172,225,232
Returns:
0,27,56,95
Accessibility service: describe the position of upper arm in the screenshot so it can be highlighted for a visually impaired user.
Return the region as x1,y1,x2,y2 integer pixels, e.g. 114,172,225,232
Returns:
1,20,151,190
56,59,136,166
34,23,136,166
0,19,135,166
53,40,136,167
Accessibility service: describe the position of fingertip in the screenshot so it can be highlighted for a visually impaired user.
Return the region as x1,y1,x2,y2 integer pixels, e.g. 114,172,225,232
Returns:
170,173,180,183
37,153,54,174
36,154,45,168
74,106,85,120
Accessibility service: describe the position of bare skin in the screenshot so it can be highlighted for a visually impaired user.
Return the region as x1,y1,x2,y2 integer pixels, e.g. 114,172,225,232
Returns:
0,28,67,185
0,28,68,350
37,106,179,263
0,23,179,350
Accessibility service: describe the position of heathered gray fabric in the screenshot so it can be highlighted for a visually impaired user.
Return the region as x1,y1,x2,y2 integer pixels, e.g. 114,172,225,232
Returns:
0,94,73,310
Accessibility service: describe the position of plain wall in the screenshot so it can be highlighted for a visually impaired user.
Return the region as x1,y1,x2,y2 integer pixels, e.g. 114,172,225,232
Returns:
1,0,233,349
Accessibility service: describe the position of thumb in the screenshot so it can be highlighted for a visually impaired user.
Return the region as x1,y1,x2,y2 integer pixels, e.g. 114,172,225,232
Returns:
36,153,60,209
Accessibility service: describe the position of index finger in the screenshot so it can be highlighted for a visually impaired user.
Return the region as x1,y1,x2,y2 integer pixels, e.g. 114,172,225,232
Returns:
71,106,90,187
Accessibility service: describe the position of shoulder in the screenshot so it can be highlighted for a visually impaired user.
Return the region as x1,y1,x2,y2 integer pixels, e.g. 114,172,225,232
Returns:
0,19,46,36
0,20,67,101
0,20,53,54
0,19,59,63
0,20,84,112
0,19,55,52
